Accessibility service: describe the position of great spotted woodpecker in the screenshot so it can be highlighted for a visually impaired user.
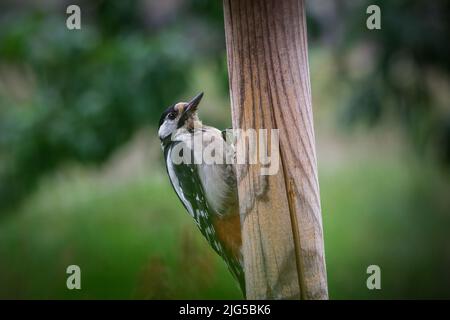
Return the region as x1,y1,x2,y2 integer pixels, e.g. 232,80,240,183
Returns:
158,93,245,295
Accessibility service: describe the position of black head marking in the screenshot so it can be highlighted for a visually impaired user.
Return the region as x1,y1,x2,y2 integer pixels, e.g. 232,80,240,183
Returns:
158,104,176,128
158,93,203,130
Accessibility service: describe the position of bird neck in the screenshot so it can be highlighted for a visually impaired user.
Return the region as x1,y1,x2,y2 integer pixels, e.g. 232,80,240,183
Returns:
185,115,202,131
161,135,173,148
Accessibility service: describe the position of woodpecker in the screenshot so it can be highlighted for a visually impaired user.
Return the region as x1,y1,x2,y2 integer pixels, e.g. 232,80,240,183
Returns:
158,92,245,295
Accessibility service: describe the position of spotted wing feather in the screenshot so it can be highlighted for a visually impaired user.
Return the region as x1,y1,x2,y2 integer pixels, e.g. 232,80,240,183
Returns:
164,143,245,294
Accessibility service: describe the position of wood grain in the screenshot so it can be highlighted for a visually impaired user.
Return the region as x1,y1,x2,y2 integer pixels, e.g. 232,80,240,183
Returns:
223,0,328,299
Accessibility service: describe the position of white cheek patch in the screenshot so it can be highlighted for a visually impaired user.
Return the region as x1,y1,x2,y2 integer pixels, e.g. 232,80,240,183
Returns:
158,120,177,139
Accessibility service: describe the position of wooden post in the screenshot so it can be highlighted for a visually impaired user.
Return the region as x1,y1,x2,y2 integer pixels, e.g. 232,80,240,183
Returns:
223,0,328,299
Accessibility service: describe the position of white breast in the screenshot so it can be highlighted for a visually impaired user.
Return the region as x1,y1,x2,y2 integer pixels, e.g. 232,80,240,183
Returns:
172,127,237,216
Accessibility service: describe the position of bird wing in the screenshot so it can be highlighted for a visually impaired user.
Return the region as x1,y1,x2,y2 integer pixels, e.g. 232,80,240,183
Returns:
164,143,245,294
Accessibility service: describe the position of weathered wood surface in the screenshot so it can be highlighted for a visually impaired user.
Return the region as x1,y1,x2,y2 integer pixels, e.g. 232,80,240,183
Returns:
223,0,328,299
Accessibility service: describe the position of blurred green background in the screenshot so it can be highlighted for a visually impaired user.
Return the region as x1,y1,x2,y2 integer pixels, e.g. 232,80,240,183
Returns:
0,0,449,299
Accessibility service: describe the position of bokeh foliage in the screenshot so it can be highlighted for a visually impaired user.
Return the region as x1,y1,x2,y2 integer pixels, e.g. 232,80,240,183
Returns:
1,1,448,212
0,0,449,299
0,0,225,211
333,0,450,162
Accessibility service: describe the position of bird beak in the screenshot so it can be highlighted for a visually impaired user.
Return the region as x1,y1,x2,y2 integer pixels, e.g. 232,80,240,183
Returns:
185,92,203,114
178,92,203,128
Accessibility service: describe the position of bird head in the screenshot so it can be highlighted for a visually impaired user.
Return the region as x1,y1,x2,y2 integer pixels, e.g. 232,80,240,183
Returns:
158,92,203,143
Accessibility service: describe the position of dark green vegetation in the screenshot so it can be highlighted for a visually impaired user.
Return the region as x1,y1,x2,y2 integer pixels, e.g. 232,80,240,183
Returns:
1,0,449,212
0,145,448,299
0,0,448,299
0,170,242,299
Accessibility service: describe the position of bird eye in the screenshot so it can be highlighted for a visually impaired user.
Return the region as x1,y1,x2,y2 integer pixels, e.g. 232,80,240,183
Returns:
168,112,177,120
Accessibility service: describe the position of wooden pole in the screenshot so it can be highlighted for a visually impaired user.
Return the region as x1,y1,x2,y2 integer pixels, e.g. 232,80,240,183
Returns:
223,0,328,299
